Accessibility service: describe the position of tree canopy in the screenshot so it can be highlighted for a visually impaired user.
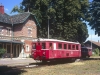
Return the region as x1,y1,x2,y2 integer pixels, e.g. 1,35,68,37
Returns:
88,0,100,36
11,0,89,43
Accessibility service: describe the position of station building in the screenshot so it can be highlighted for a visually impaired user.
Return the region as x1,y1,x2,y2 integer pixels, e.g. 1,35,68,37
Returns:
0,5,39,58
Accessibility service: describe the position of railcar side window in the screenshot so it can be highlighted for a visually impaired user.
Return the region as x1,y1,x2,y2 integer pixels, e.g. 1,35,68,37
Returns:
58,43,62,49
42,43,46,49
89,49,91,51
64,44,66,49
49,43,52,49
76,45,78,50
72,45,75,50
68,44,71,50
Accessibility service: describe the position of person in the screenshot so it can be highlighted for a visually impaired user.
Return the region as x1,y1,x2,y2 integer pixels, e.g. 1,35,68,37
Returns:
50,45,53,49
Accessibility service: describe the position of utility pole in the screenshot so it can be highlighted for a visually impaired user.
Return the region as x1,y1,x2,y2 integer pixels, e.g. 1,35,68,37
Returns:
91,29,92,49
48,16,49,39
10,18,13,58
48,1,51,39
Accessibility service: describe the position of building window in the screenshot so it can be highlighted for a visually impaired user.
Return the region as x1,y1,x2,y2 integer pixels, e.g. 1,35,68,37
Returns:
26,45,30,52
7,28,11,35
0,27,2,35
28,28,32,37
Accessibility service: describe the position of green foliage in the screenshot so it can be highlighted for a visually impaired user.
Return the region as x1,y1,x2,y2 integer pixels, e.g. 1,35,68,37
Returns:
0,48,6,57
88,0,100,36
93,48,100,56
11,0,89,43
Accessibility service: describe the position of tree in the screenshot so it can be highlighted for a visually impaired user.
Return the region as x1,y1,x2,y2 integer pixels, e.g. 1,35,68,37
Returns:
11,5,24,13
88,0,100,36
11,0,89,43
0,48,5,58
77,22,89,43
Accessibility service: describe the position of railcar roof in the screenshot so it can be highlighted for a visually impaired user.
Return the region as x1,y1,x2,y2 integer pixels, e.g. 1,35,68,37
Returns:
81,47,92,49
32,38,80,44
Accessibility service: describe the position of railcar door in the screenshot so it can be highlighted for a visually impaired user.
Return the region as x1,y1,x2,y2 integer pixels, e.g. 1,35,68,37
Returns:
49,43,56,59
88,48,92,57
52,43,56,58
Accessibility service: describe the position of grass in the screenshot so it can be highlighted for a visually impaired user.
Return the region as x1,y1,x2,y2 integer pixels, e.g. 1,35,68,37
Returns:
20,59,100,75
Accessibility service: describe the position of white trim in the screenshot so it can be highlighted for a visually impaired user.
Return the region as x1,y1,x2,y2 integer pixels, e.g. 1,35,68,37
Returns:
33,24,36,26
32,49,81,51
28,28,32,30
32,38,80,44
6,27,11,29
81,47,92,49
0,26,3,27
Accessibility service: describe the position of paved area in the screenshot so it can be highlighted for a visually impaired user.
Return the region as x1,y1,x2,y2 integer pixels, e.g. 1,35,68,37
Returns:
0,58,37,67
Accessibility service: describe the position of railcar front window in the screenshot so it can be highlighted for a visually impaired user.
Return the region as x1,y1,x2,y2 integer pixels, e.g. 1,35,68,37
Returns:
42,43,46,49
32,43,36,49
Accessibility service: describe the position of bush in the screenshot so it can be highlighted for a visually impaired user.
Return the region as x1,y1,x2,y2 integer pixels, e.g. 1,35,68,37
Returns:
0,48,6,58
93,48,99,56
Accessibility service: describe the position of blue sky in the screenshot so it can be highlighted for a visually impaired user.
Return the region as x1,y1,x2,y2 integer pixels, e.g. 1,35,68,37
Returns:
0,0,22,15
0,0,99,42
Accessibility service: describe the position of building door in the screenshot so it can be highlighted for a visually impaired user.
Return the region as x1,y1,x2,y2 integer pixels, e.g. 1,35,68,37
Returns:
7,44,11,53
13,45,16,57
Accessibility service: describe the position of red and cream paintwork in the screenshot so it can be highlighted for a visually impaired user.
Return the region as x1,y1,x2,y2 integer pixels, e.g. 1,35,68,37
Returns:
31,38,81,61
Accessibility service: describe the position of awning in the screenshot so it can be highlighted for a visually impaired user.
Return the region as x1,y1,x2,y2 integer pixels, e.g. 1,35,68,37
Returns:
0,40,23,44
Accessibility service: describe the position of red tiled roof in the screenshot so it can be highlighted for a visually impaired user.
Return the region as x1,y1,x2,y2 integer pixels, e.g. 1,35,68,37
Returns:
88,40,100,47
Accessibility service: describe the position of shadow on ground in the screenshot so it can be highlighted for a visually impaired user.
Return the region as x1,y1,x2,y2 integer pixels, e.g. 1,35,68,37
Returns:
1,57,100,75
83,57,100,60
29,59,76,66
0,65,26,75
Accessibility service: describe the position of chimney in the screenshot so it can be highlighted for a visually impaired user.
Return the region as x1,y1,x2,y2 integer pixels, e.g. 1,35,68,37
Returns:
0,4,4,14
98,40,99,43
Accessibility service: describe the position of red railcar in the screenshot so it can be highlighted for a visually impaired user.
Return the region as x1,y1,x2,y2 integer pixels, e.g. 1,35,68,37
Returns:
31,38,81,62
81,47,92,58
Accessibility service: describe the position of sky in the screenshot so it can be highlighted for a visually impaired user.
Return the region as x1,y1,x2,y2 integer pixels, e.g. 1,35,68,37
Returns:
0,0,99,42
